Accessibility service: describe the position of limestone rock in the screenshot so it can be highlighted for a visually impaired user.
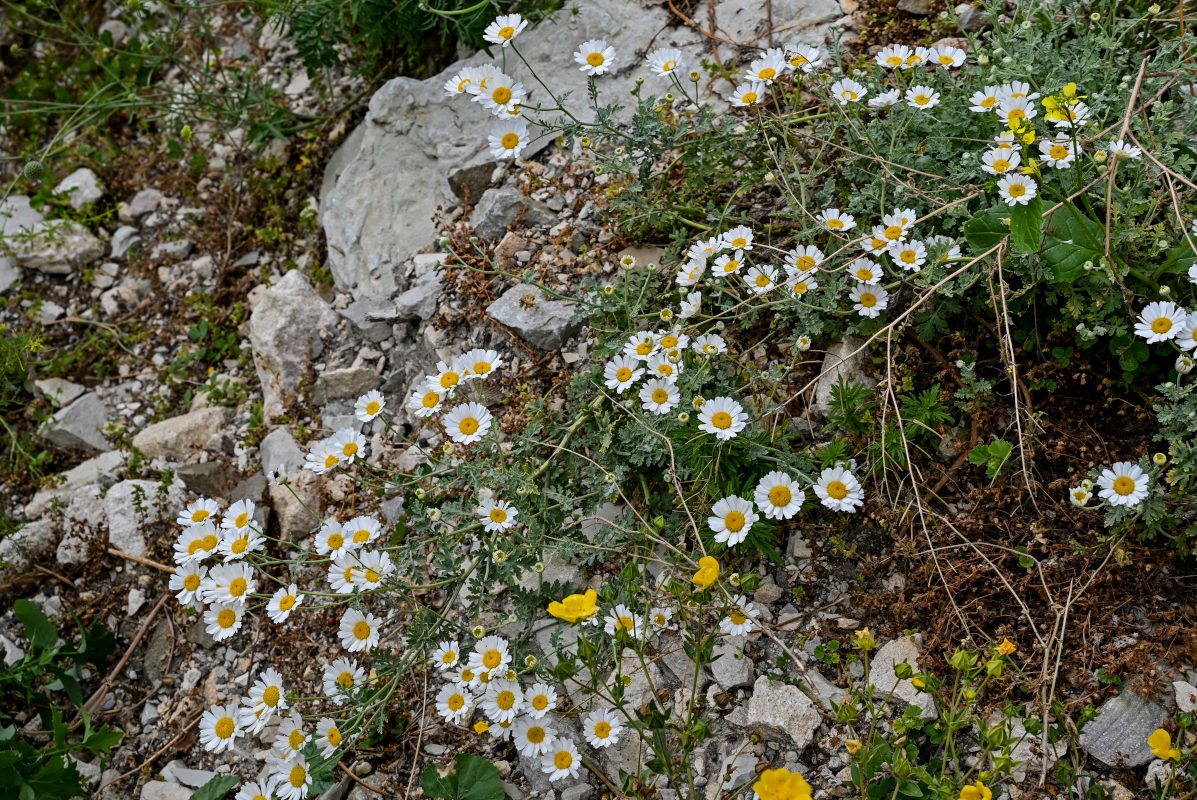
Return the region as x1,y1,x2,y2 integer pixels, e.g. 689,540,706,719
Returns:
141,780,193,800
711,639,753,690
269,470,321,539
469,187,555,241
52,168,104,210
110,226,141,260
1079,691,1167,767
104,478,185,558
312,366,380,405
1175,680,1197,712
955,3,991,31
9,220,103,275
0,257,18,294
813,336,871,418
869,634,936,719
745,675,822,749
486,283,583,351
391,270,443,321
339,298,393,343
35,377,86,407
0,519,56,571
249,270,339,419
259,428,306,476
127,189,165,221
25,450,124,518
131,407,230,460
39,392,110,451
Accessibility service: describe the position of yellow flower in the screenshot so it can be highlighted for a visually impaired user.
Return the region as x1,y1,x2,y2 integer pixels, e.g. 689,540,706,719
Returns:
1149,728,1181,761
844,738,863,754
959,781,993,800
997,638,1016,656
751,767,813,800
473,721,490,734
853,627,876,651
546,589,600,623
911,676,926,689
691,556,720,589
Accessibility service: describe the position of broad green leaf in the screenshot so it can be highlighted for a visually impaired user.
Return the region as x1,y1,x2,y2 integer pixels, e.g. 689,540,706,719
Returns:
1043,204,1104,283
963,207,1009,254
1009,195,1043,254
14,599,57,652
422,754,504,800
190,774,240,800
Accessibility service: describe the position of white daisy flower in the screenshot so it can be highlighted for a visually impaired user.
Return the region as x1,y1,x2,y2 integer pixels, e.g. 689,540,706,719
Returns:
785,269,819,298
656,328,689,351
745,264,780,294
698,396,748,440
481,679,524,724
714,249,746,276
304,440,341,475
221,499,256,533
542,737,582,781
468,635,511,677
575,39,616,75
323,659,366,704
692,333,728,356
754,471,805,519
1108,139,1142,160
786,245,823,272
786,42,823,72
271,712,309,762
407,384,445,418
1135,301,1186,343
199,703,243,753
930,45,967,68
483,13,527,47
829,78,867,105
461,348,503,380
997,80,1039,101
887,240,927,272
346,515,382,547
876,44,912,69
675,257,707,286
583,708,624,748
603,604,644,638
170,564,207,607
969,86,1002,113
178,497,220,527
1175,312,1197,351
444,68,480,97
814,466,865,512
905,85,941,109
850,283,889,318
708,494,758,547
478,499,518,532
868,89,901,109
904,46,930,68
605,354,646,392
997,174,1038,206
525,683,558,719
723,225,754,251
329,555,361,594
981,147,1021,175
489,118,530,160
745,48,786,84
354,550,393,590
330,427,366,462
430,360,465,392
816,208,856,232
679,291,702,318
201,562,256,606
925,234,962,264
205,602,244,641
315,718,344,758
513,716,556,757
624,331,660,360
432,640,460,671
338,608,381,652
271,754,311,800
315,520,351,557
241,668,287,734
173,522,219,565
1096,462,1150,507
688,236,721,261
354,390,386,422
729,81,766,107
719,594,761,635
995,97,1037,128
1038,137,1078,169
217,524,264,563
235,779,277,800
444,402,493,444
649,606,674,631
267,584,303,624
1068,486,1091,507
646,47,685,77
849,258,883,284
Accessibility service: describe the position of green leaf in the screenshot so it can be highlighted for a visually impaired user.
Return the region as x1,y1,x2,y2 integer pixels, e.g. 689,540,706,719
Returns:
1009,195,1043,254
189,774,240,800
963,207,1008,254
14,599,58,652
421,754,504,800
898,780,925,797
1043,204,1104,283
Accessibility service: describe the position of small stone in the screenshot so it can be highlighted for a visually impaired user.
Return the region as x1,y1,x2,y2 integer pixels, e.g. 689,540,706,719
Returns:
814,336,871,418
312,366,380,405
753,581,784,605
746,675,822,749
469,186,556,241
52,168,104,210
10,221,103,274
98,19,128,43
35,377,86,407
561,785,593,800
110,226,141,260
38,392,110,451
869,634,937,719
955,3,990,30
493,232,528,267
340,299,393,343
897,0,931,13
161,761,219,789
127,588,146,616
151,239,194,261
0,519,57,571
487,283,583,351
131,407,230,460
711,639,753,690
1079,691,1167,767
140,780,193,800
391,271,443,321
259,428,306,475
1175,680,1197,712
127,189,165,221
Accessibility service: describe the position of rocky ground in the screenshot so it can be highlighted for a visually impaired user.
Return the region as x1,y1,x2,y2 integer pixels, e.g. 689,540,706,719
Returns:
1,1,1194,799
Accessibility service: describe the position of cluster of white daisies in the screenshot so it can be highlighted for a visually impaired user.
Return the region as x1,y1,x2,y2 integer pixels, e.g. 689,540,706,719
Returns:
709,464,864,547
401,347,505,445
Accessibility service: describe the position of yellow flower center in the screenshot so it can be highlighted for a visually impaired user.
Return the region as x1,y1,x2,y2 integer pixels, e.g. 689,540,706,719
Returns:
365,568,380,583
214,717,235,738
498,26,515,39
594,721,612,738
263,686,280,707
757,68,776,81
279,594,296,611
587,52,605,67
636,342,653,356
353,621,372,640
723,260,739,272
617,615,634,631
342,442,358,457
328,726,342,746
289,765,307,788
235,512,249,529
711,411,733,429
768,486,792,507
841,90,857,101
938,55,954,65
289,729,306,749
483,649,503,669
1008,108,1026,121
337,672,355,689
191,509,209,522
324,454,339,468
1112,476,1136,496
228,577,247,597
183,574,201,592
901,251,917,264
554,751,573,769
448,693,465,711
496,690,516,710
724,511,746,532
459,417,480,435
1152,317,1173,334
915,94,931,105
652,389,669,404
501,132,520,149
981,96,997,108
616,367,633,381
793,282,809,294
730,610,748,625
327,532,344,550
528,726,546,743
663,59,677,72
826,480,849,499
661,335,678,348
1008,184,1027,198
756,274,771,287
343,566,357,583
532,694,549,710
217,609,237,628
742,92,758,103
440,372,459,388
827,219,844,229
886,56,903,67
1049,145,1068,159
791,55,808,66
442,650,457,664
490,508,508,523
993,159,1010,173
859,293,877,308
855,268,873,281
353,528,371,543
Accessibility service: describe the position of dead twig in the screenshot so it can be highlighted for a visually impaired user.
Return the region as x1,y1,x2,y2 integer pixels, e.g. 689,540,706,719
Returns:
107,547,174,574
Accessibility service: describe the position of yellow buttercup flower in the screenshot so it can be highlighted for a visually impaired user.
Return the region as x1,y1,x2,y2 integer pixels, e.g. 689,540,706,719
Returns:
546,589,600,623
691,556,720,589
959,781,992,800
751,767,813,800
1149,728,1181,761
997,638,1016,656
844,738,863,754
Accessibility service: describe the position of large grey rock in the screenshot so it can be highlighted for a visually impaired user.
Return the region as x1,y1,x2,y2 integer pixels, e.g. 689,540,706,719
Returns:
813,335,871,418
131,407,230,460
38,392,110,451
711,639,753,690
0,519,56,571
0,195,45,237
25,450,124,518
259,428,306,476
1079,691,1167,767
249,270,339,419
469,187,555,241
339,298,392,342
699,0,841,57
141,780,193,800
869,634,937,720
1175,680,1197,712
103,478,185,558
9,221,103,275
392,270,443,321
52,168,104,210
486,283,583,351
745,674,821,749
35,377,86,407
321,0,674,300
312,366,380,405
0,257,18,294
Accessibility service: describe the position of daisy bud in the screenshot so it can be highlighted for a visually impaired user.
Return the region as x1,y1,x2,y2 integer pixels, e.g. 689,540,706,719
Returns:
1081,479,1094,491
1019,19,1031,29
1090,11,1100,20
666,348,681,362
525,655,538,667
977,54,989,65
677,412,690,423
728,572,741,586
439,237,451,248
443,442,455,455
659,308,673,321
693,396,705,409
635,77,644,85
595,166,604,175
1160,285,1172,296
1094,150,1108,163
1149,3,1160,11
469,236,479,243
1177,355,1195,375
580,136,592,147
427,508,441,521
505,669,517,681
493,550,507,563
602,285,615,296
1083,260,1095,271
472,625,485,638
127,0,140,9
414,488,427,501
796,336,812,352
964,688,978,701
1153,452,1167,465
534,562,545,572
604,473,617,484
665,93,675,102
690,70,700,82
